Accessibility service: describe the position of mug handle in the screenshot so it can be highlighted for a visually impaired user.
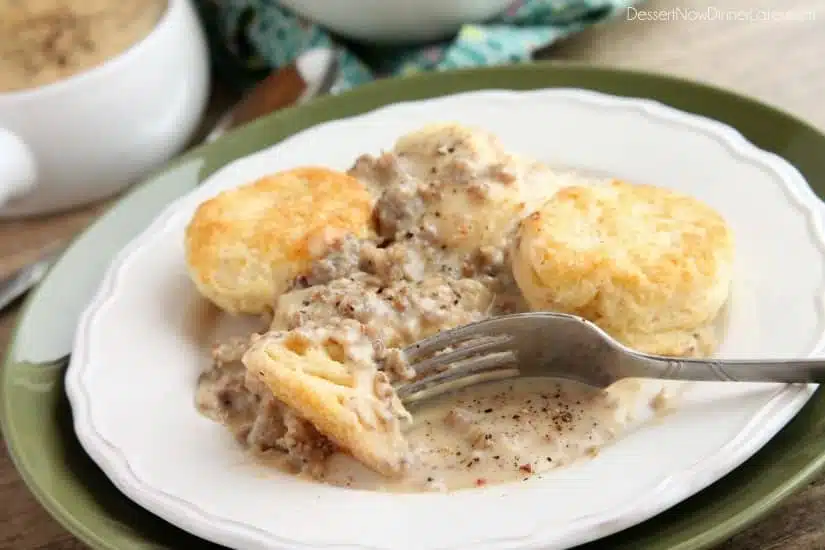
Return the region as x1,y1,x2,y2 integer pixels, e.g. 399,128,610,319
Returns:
0,128,38,207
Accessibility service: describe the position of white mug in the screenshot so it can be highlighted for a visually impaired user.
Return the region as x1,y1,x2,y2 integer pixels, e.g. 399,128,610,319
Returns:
0,0,211,219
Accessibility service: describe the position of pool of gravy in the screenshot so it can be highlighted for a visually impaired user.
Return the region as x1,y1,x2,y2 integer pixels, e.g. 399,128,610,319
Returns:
319,377,623,492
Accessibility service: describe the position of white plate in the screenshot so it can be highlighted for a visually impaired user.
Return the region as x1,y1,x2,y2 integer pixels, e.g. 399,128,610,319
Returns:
65,89,825,550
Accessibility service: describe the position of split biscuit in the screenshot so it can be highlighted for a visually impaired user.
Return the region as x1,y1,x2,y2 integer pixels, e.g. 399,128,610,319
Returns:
243,322,412,477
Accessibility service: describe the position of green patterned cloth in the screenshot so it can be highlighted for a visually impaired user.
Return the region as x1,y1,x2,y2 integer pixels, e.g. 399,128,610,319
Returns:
193,0,640,92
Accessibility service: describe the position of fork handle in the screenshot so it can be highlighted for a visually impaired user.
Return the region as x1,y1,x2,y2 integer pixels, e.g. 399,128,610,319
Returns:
631,354,825,384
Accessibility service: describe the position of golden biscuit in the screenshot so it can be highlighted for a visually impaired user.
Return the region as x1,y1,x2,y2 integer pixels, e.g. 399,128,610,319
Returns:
512,180,734,357
185,167,375,315
243,325,412,477
393,122,509,169
390,123,565,252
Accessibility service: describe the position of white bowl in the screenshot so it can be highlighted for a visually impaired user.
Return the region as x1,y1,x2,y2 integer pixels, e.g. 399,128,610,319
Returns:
0,0,210,218
278,0,513,44
66,89,825,550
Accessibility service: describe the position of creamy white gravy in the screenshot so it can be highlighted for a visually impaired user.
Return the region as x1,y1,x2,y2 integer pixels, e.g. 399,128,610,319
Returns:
194,129,687,493
318,377,621,492
1,0,166,92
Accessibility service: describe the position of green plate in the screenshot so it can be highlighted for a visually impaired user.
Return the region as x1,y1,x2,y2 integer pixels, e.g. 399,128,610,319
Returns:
4,63,825,550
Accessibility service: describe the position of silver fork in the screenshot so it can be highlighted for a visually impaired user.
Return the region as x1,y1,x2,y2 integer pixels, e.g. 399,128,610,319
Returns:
396,312,825,403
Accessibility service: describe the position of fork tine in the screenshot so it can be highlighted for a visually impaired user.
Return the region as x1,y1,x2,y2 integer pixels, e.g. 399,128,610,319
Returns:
408,334,513,375
398,367,520,405
396,351,518,400
404,319,509,361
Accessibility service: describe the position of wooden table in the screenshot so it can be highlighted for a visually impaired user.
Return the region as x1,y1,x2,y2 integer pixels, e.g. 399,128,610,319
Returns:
1,0,824,547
